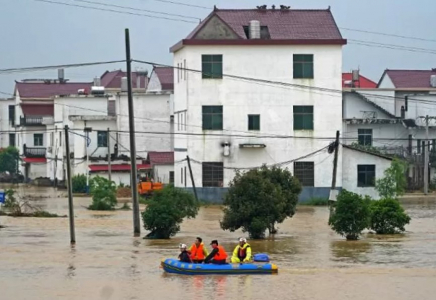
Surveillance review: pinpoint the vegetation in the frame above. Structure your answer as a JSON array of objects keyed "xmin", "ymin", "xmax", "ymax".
[
  {"xmin": 142, "ymin": 185, "xmax": 199, "ymax": 239},
  {"xmin": 220, "ymin": 166, "xmax": 302, "ymax": 239},
  {"xmin": 88, "ymin": 176, "xmax": 117, "ymax": 211},
  {"xmin": 0, "ymin": 147, "xmax": 19, "ymax": 174},
  {"xmin": 375, "ymin": 158, "xmax": 407, "ymax": 199},
  {"xmin": 350, "ymin": 142, "xmax": 382, "ymax": 155},
  {"xmin": 328, "ymin": 190, "xmax": 371, "ymax": 240},
  {"xmin": 72, "ymin": 174, "xmax": 88, "ymax": 193},
  {"xmin": 368, "ymin": 198, "xmax": 411, "ymax": 234},
  {"xmin": 300, "ymin": 197, "xmax": 329, "ymax": 206}
]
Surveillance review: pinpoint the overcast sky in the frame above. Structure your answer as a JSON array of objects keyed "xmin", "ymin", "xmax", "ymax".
[{"xmin": 1, "ymin": 0, "xmax": 435, "ymax": 94}]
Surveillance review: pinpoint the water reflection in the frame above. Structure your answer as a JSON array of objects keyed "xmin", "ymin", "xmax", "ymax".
[{"xmin": 330, "ymin": 240, "xmax": 372, "ymax": 264}]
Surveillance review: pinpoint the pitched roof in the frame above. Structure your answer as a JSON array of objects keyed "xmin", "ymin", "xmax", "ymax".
[
  {"xmin": 21, "ymin": 103, "xmax": 54, "ymax": 116},
  {"xmin": 380, "ymin": 69, "xmax": 436, "ymax": 89},
  {"xmin": 345, "ymin": 91, "xmax": 397, "ymax": 119},
  {"xmin": 100, "ymin": 70, "xmax": 149, "ymax": 89},
  {"xmin": 147, "ymin": 151, "xmax": 174, "ymax": 165},
  {"xmin": 15, "ymin": 82, "xmax": 92, "ymax": 99},
  {"xmin": 171, "ymin": 7, "xmax": 346, "ymax": 51},
  {"xmin": 342, "ymin": 73, "xmax": 377, "ymax": 88},
  {"xmin": 153, "ymin": 67, "xmax": 174, "ymax": 91},
  {"xmin": 342, "ymin": 144, "xmax": 393, "ymax": 161}
]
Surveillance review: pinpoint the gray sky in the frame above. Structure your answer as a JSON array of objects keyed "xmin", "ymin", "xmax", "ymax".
[{"xmin": 1, "ymin": 0, "xmax": 436, "ymax": 94}]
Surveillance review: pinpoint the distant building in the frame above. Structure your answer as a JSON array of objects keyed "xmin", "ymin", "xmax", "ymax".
[{"xmin": 342, "ymin": 72, "xmax": 377, "ymax": 88}]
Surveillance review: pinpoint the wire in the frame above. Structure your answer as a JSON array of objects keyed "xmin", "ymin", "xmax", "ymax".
[
  {"xmin": 340, "ymin": 27, "xmax": 436, "ymax": 43},
  {"xmin": 141, "ymin": 0, "xmax": 210, "ymax": 10}
]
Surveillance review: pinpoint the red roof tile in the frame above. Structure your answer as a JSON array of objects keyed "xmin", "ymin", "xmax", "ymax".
[
  {"xmin": 382, "ymin": 69, "xmax": 436, "ymax": 89},
  {"xmin": 21, "ymin": 103, "xmax": 54, "ymax": 116},
  {"xmin": 147, "ymin": 152, "xmax": 174, "ymax": 165},
  {"xmin": 89, "ymin": 164, "xmax": 151, "ymax": 172},
  {"xmin": 101, "ymin": 70, "xmax": 149, "ymax": 89},
  {"xmin": 15, "ymin": 82, "xmax": 92, "ymax": 99},
  {"xmin": 23, "ymin": 158, "xmax": 47, "ymax": 163},
  {"xmin": 153, "ymin": 67, "xmax": 174, "ymax": 91},
  {"xmin": 342, "ymin": 73, "xmax": 377, "ymax": 88}
]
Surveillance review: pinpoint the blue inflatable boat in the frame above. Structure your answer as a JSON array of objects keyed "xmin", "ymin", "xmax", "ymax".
[{"xmin": 161, "ymin": 258, "xmax": 278, "ymax": 275}]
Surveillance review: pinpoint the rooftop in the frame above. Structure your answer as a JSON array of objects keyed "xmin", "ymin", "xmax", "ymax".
[
  {"xmin": 342, "ymin": 73, "xmax": 377, "ymax": 89},
  {"xmin": 147, "ymin": 151, "xmax": 174, "ymax": 165},
  {"xmin": 379, "ymin": 69, "xmax": 436, "ymax": 89},
  {"xmin": 152, "ymin": 67, "xmax": 174, "ymax": 91},
  {"xmin": 100, "ymin": 70, "xmax": 149, "ymax": 89},
  {"xmin": 15, "ymin": 81, "xmax": 92, "ymax": 99}
]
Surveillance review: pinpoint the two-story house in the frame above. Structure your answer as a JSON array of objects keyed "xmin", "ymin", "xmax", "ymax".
[{"xmin": 171, "ymin": 6, "xmax": 347, "ymax": 202}]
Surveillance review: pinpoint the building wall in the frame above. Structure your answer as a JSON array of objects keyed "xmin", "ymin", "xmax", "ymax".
[
  {"xmin": 28, "ymin": 163, "xmax": 47, "ymax": 179},
  {"xmin": 342, "ymin": 147, "xmax": 392, "ymax": 199},
  {"xmin": 0, "ymin": 99, "xmax": 15, "ymax": 148},
  {"xmin": 91, "ymin": 172, "xmax": 131, "ymax": 187},
  {"xmin": 343, "ymin": 92, "xmax": 392, "ymax": 120},
  {"xmin": 146, "ymin": 72, "xmax": 162, "ymax": 92},
  {"xmin": 153, "ymin": 164, "xmax": 174, "ymax": 184},
  {"xmin": 173, "ymin": 44, "xmax": 343, "ymax": 198}
]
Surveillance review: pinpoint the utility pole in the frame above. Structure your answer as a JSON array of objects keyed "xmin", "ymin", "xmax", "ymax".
[
  {"xmin": 329, "ymin": 130, "xmax": 340, "ymax": 217},
  {"xmin": 186, "ymin": 156, "xmax": 198, "ymax": 202},
  {"xmin": 64, "ymin": 125, "xmax": 76, "ymax": 244},
  {"xmin": 107, "ymin": 128, "xmax": 112, "ymax": 183},
  {"xmin": 125, "ymin": 28, "xmax": 140, "ymax": 236}
]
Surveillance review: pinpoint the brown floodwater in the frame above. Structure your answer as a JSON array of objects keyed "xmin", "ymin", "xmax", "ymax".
[{"xmin": 1, "ymin": 185, "xmax": 436, "ymax": 300}]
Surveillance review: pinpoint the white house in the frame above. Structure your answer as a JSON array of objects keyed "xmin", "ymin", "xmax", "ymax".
[
  {"xmin": 0, "ymin": 97, "xmax": 15, "ymax": 149},
  {"xmin": 171, "ymin": 6, "xmax": 346, "ymax": 202}
]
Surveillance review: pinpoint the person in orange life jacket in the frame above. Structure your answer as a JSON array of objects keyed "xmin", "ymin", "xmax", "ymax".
[
  {"xmin": 203, "ymin": 240, "xmax": 228, "ymax": 265},
  {"xmin": 178, "ymin": 244, "xmax": 193, "ymax": 263},
  {"xmin": 188, "ymin": 237, "xmax": 209, "ymax": 263},
  {"xmin": 231, "ymin": 238, "xmax": 252, "ymax": 263}
]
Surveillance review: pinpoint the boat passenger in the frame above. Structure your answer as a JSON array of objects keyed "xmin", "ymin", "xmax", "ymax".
[
  {"xmin": 178, "ymin": 244, "xmax": 193, "ymax": 263},
  {"xmin": 231, "ymin": 238, "xmax": 252, "ymax": 263},
  {"xmin": 203, "ymin": 240, "xmax": 228, "ymax": 265},
  {"xmin": 188, "ymin": 237, "xmax": 209, "ymax": 263}
]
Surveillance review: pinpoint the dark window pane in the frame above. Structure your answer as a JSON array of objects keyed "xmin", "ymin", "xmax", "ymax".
[
  {"xmin": 294, "ymin": 161, "xmax": 314, "ymax": 186},
  {"xmin": 9, "ymin": 133, "xmax": 15, "ymax": 147},
  {"xmin": 202, "ymin": 106, "xmax": 223, "ymax": 130},
  {"xmin": 248, "ymin": 115, "xmax": 260, "ymax": 130},
  {"xmin": 358, "ymin": 129, "xmax": 373, "ymax": 146},
  {"xmin": 202, "ymin": 162, "xmax": 224, "ymax": 187},
  {"xmin": 97, "ymin": 131, "xmax": 108, "ymax": 147},
  {"xmin": 293, "ymin": 106, "xmax": 313, "ymax": 130},
  {"xmin": 293, "ymin": 63, "xmax": 303, "ymax": 78},
  {"xmin": 202, "ymin": 55, "xmax": 223, "ymax": 79},
  {"xmin": 357, "ymin": 165, "xmax": 376, "ymax": 187},
  {"xmin": 293, "ymin": 54, "xmax": 314, "ymax": 79}
]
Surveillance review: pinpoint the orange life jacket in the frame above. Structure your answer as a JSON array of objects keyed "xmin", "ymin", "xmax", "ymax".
[
  {"xmin": 190, "ymin": 243, "xmax": 206, "ymax": 260},
  {"xmin": 213, "ymin": 245, "xmax": 228, "ymax": 260}
]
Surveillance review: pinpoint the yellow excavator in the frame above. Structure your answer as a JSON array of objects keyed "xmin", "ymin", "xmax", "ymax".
[{"xmin": 137, "ymin": 171, "xmax": 163, "ymax": 197}]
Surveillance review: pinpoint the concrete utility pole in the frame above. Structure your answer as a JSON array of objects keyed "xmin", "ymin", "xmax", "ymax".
[
  {"xmin": 329, "ymin": 131, "xmax": 340, "ymax": 218},
  {"xmin": 418, "ymin": 115, "xmax": 436, "ymax": 195},
  {"xmin": 186, "ymin": 156, "xmax": 198, "ymax": 202},
  {"xmin": 64, "ymin": 125, "xmax": 76, "ymax": 244},
  {"xmin": 107, "ymin": 128, "xmax": 112, "ymax": 183},
  {"xmin": 125, "ymin": 28, "xmax": 140, "ymax": 236}
]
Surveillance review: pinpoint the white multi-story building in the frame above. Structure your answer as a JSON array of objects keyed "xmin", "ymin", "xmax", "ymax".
[
  {"xmin": 0, "ymin": 97, "xmax": 15, "ymax": 149},
  {"xmin": 171, "ymin": 6, "xmax": 346, "ymax": 201}
]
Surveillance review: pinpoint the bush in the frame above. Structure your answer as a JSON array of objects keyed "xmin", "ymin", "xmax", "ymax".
[
  {"xmin": 72, "ymin": 174, "xmax": 87, "ymax": 193},
  {"xmin": 369, "ymin": 198, "xmax": 411, "ymax": 234},
  {"xmin": 375, "ymin": 158, "xmax": 407, "ymax": 199},
  {"xmin": 142, "ymin": 185, "xmax": 199, "ymax": 239},
  {"xmin": 301, "ymin": 197, "xmax": 329, "ymax": 206},
  {"xmin": 329, "ymin": 190, "xmax": 371, "ymax": 240},
  {"xmin": 0, "ymin": 147, "xmax": 19, "ymax": 174},
  {"xmin": 220, "ymin": 166, "xmax": 302, "ymax": 239},
  {"xmin": 88, "ymin": 176, "xmax": 117, "ymax": 211}
]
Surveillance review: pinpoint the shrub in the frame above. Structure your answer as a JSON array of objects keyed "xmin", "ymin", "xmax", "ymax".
[
  {"xmin": 72, "ymin": 174, "xmax": 87, "ymax": 193},
  {"xmin": 369, "ymin": 198, "xmax": 411, "ymax": 234},
  {"xmin": 329, "ymin": 190, "xmax": 371, "ymax": 240},
  {"xmin": 302, "ymin": 197, "xmax": 329, "ymax": 206},
  {"xmin": 375, "ymin": 158, "xmax": 407, "ymax": 199},
  {"xmin": 220, "ymin": 166, "xmax": 302, "ymax": 239},
  {"xmin": 88, "ymin": 176, "xmax": 117, "ymax": 211},
  {"xmin": 142, "ymin": 185, "xmax": 199, "ymax": 239},
  {"xmin": 0, "ymin": 147, "xmax": 19, "ymax": 174}
]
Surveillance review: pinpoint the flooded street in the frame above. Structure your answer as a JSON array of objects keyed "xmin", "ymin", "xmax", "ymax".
[{"xmin": 1, "ymin": 186, "xmax": 436, "ymax": 300}]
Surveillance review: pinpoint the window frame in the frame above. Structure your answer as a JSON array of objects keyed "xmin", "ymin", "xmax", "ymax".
[
  {"xmin": 202, "ymin": 162, "xmax": 224, "ymax": 187},
  {"xmin": 97, "ymin": 131, "xmax": 108, "ymax": 147},
  {"xmin": 9, "ymin": 133, "xmax": 15, "ymax": 147},
  {"xmin": 293, "ymin": 54, "xmax": 314, "ymax": 79},
  {"xmin": 293, "ymin": 105, "xmax": 314, "ymax": 130},
  {"xmin": 169, "ymin": 171, "xmax": 174, "ymax": 184},
  {"xmin": 293, "ymin": 161, "xmax": 315, "ymax": 187},
  {"xmin": 202, "ymin": 106, "xmax": 223, "ymax": 130},
  {"xmin": 202, "ymin": 55, "xmax": 223, "ymax": 79},
  {"xmin": 358, "ymin": 129, "xmax": 373, "ymax": 146},
  {"xmin": 357, "ymin": 165, "xmax": 376, "ymax": 187},
  {"xmin": 248, "ymin": 114, "xmax": 260, "ymax": 131},
  {"xmin": 34, "ymin": 133, "xmax": 43, "ymax": 147}
]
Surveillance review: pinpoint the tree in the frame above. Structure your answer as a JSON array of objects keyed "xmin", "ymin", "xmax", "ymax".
[
  {"xmin": 142, "ymin": 185, "xmax": 199, "ymax": 239},
  {"xmin": 72, "ymin": 174, "xmax": 88, "ymax": 193},
  {"xmin": 375, "ymin": 158, "xmax": 407, "ymax": 199},
  {"xmin": 329, "ymin": 190, "xmax": 371, "ymax": 240},
  {"xmin": 369, "ymin": 198, "xmax": 411, "ymax": 234},
  {"xmin": 220, "ymin": 166, "xmax": 302, "ymax": 239},
  {"xmin": 88, "ymin": 176, "xmax": 117, "ymax": 211},
  {"xmin": 0, "ymin": 147, "xmax": 19, "ymax": 174}
]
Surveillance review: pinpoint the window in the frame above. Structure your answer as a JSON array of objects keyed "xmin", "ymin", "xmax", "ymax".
[
  {"xmin": 97, "ymin": 131, "xmax": 108, "ymax": 147},
  {"xmin": 293, "ymin": 54, "xmax": 314, "ymax": 79},
  {"xmin": 202, "ymin": 106, "xmax": 223, "ymax": 130},
  {"xmin": 9, "ymin": 133, "xmax": 15, "ymax": 147},
  {"xmin": 184, "ymin": 166, "xmax": 187, "ymax": 187},
  {"xmin": 248, "ymin": 114, "xmax": 260, "ymax": 131},
  {"xmin": 59, "ymin": 131, "xmax": 62, "ymax": 146},
  {"xmin": 50, "ymin": 132, "xmax": 54, "ymax": 147},
  {"xmin": 34, "ymin": 134, "xmax": 43, "ymax": 146},
  {"xmin": 8, "ymin": 105, "xmax": 15, "ymax": 125},
  {"xmin": 181, "ymin": 168, "xmax": 183, "ymax": 185},
  {"xmin": 358, "ymin": 129, "xmax": 373, "ymax": 146},
  {"xmin": 184, "ymin": 59, "xmax": 187, "ymax": 79},
  {"xmin": 169, "ymin": 171, "xmax": 174, "ymax": 184},
  {"xmin": 293, "ymin": 106, "xmax": 313, "ymax": 130},
  {"xmin": 202, "ymin": 55, "xmax": 223, "ymax": 79},
  {"xmin": 202, "ymin": 162, "xmax": 224, "ymax": 187},
  {"xmin": 357, "ymin": 165, "xmax": 376, "ymax": 187},
  {"xmin": 417, "ymin": 139, "xmax": 421, "ymax": 153},
  {"xmin": 293, "ymin": 162, "xmax": 314, "ymax": 187}
]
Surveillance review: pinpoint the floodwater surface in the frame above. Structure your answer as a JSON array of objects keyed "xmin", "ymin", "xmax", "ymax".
[{"xmin": 1, "ymin": 185, "xmax": 436, "ymax": 300}]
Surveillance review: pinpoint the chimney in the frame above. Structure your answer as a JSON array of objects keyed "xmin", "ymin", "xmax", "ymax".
[
  {"xmin": 121, "ymin": 77, "xmax": 128, "ymax": 92},
  {"xmin": 58, "ymin": 69, "xmax": 65, "ymax": 82},
  {"xmin": 249, "ymin": 20, "xmax": 261, "ymax": 39}
]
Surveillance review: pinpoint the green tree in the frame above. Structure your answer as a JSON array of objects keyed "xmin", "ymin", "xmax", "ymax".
[
  {"xmin": 375, "ymin": 158, "xmax": 407, "ymax": 199},
  {"xmin": 0, "ymin": 147, "xmax": 19, "ymax": 174},
  {"xmin": 220, "ymin": 166, "xmax": 302, "ymax": 239},
  {"xmin": 72, "ymin": 174, "xmax": 87, "ymax": 193},
  {"xmin": 369, "ymin": 198, "xmax": 411, "ymax": 234},
  {"xmin": 329, "ymin": 190, "xmax": 371, "ymax": 240},
  {"xmin": 88, "ymin": 176, "xmax": 117, "ymax": 211},
  {"xmin": 142, "ymin": 185, "xmax": 199, "ymax": 239}
]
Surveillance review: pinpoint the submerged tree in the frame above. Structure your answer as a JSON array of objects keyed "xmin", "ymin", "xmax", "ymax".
[
  {"xmin": 369, "ymin": 198, "xmax": 411, "ymax": 234},
  {"xmin": 88, "ymin": 176, "xmax": 117, "ymax": 211},
  {"xmin": 220, "ymin": 166, "xmax": 302, "ymax": 239}
]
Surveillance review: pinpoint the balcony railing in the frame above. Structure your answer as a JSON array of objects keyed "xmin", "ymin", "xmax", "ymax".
[
  {"xmin": 20, "ymin": 116, "xmax": 43, "ymax": 126},
  {"xmin": 23, "ymin": 144, "xmax": 46, "ymax": 158}
]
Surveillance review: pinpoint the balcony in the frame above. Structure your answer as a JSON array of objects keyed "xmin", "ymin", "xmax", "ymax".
[
  {"xmin": 20, "ymin": 116, "xmax": 43, "ymax": 126},
  {"xmin": 23, "ymin": 144, "xmax": 46, "ymax": 158}
]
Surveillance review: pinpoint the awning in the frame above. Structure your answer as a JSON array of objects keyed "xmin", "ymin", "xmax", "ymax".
[
  {"xmin": 89, "ymin": 164, "xmax": 151, "ymax": 172},
  {"xmin": 23, "ymin": 157, "xmax": 47, "ymax": 163}
]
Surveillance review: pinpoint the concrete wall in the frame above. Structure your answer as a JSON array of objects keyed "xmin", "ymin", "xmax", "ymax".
[
  {"xmin": 153, "ymin": 164, "xmax": 174, "ymax": 184},
  {"xmin": 91, "ymin": 172, "xmax": 131, "ymax": 187},
  {"xmin": 0, "ymin": 99, "xmax": 15, "ymax": 148},
  {"xmin": 173, "ymin": 44, "xmax": 343, "ymax": 191},
  {"xmin": 343, "ymin": 92, "xmax": 392, "ymax": 120},
  {"xmin": 28, "ymin": 163, "xmax": 47, "ymax": 179},
  {"xmin": 146, "ymin": 71, "xmax": 162, "ymax": 92}
]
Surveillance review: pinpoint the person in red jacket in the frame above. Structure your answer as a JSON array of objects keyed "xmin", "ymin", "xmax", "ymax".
[{"xmin": 204, "ymin": 240, "xmax": 228, "ymax": 265}]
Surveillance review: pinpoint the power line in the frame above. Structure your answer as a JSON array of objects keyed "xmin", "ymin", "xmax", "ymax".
[
  {"xmin": 141, "ymin": 0, "xmax": 210, "ymax": 10},
  {"xmin": 340, "ymin": 27, "xmax": 436, "ymax": 43}
]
